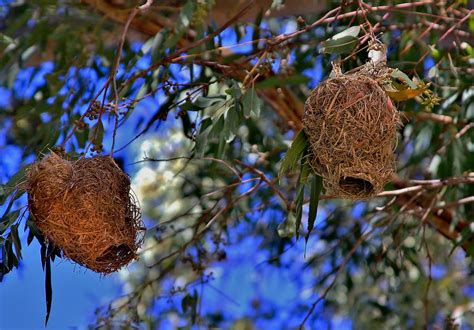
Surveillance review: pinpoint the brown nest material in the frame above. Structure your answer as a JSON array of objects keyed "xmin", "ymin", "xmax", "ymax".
[
  {"xmin": 303, "ymin": 73, "xmax": 400, "ymax": 199},
  {"xmin": 27, "ymin": 152, "xmax": 143, "ymax": 274}
]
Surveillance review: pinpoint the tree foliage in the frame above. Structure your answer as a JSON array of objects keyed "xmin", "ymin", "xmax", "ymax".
[{"xmin": 0, "ymin": 0, "xmax": 473, "ymax": 328}]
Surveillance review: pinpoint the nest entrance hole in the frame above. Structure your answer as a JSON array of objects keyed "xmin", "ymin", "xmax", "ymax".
[
  {"xmin": 338, "ymin": 176, "xmax": 374, "ymax": 196},
  {"xmin": 96, "ymin": 244, "xmax": 134, "ymax": 263}
]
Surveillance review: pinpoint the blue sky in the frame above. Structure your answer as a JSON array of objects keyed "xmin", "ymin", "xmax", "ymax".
[{"xmin": 0, "ymin": 238, "xmax": 120, "ymax": 328}]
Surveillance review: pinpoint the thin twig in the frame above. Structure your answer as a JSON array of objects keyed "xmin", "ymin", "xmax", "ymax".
[
  {"xmin": 299, "ymin": 228, "xmax": 375, "ymax": 329},
  {"xmin": 110, "ymin": 0, "xmax": 154, "ymax": 156}
]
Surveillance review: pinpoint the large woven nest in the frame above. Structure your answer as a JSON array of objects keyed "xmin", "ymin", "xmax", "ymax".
[
  {"xmin": 303, "ymin": 73, "xmax": 400, "ymax": 199},
  {"xmin": 27, "ymin": 153, "xmax": 143, "ymax": 274}
]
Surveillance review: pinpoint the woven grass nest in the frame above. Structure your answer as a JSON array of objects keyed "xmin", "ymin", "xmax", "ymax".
[
  {"xmin": 303, "ymin": 72, "xmax": 400, "ymax": 199},
  {"xmin": 27, "ymin": 152, "xmax": 143, "ymax": 274}
]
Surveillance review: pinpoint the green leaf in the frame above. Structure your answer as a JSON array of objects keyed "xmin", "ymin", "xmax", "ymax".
[
  {"xmin": 0, "ymin": 185, "xmax": 5, "ymax": 202},
  {"xmin": 163, "ymin": 1, "xmax": 195, "ymax": 49},
  {"xmin": 300, "ymin": 161, "xmax": 312, "ymax": 185},
  {"xmin": 180, "ymin": 112, "xmax": 193, "ymax": 138},
  {"xmin": 40, "ymin": 243, "xmax": 47, "ymax": 270},
  {"xmin": 0, "ymin": 209, "xmax": 20, "ymax": 235},
  {"xmin": 279, "ymin": 130, "xmax": 308, "ymax": 178},
  {"xmin": 181, "ymin": 293, "xmax": 193, "ymax": 313},
  {"xmin": 256, "ymin": 75, "xmax": 309, "ymax": 88},
  {"xmin": 225, "ymin": 83, "xmax": 242, "ymax": 98},
  {"xmin": 208, "ymin": 115, "xmax": 225, "ymax": 140},
  {"xmin": 277, "ymin": 212, "xmax": 296, "ymax": 238},
  {"xmin": 390, "ymin": 69, "xmax": 418, "ymax": 89},
  {"xmin": 2, "ymin": 164, "xmax": 29, "ymax": 199},
  {"xmin": 0, "ymin": 33, "xmax": 15, "ymax": 45},
  {"xmin": 179, "ymin": 0, "xmax": 195, "ymax": 27},
  {"xmin": 467, "ymin": 240, "xmax": 474, "ymax": 258},
  {"xmin": 195, "ymin": 125, "xmax": 211, "ymax": 157},
  {"xmin": 10, "ymin": 224, "xmax": 22, "ymax": 260},
  {"xmin": 141, "ymin": 30, "xmax": 164, "ymax": 54},
  {"xmin": 242, "ymin": 87, "xmax": 261, "ymax": 119},
  {"xmin": 89, "ymin": 120, "xmax": 104, "ymax": 146},
  {"xmin": 181, "ymin": 290, "xmax": 198, "ymax": 324},
  {"xmin": 44, "ymin": 255, "xmax": 53, "ymax": 326},
  {"xmin": 331, "ymin": 26, "xmax": 361, "ymax": 40},
  {"xmin": 5, "ymin": 240, "xmax": 18, "ymax": 270},
  {"xmin": 305, "ymin": 174, "xmax": 323, "ymax": 243},
  {"xmin": 224, "ymin": 106, "xmax": 240, "ymax": 137},
  {"xmin": 75, "ymin": 125, "xmax": 89, "ymax": 149},
  {"xmin": 450, "ymin": 226, "xmax": 474, "ymax": 256},
  {"xmin": 294, "ymin": 173, "xmax": 305, "ymax": 239},
  {"xmin": 321, "ymin": 35, "xmax": 359, "ymax": 55},
  {"xmin": 194, "ymin": 96, "xmax": 226, "ymax": 109},
  {"xmin": 0, "ymin": 241, "xmax": 5, "ymax": 281}
]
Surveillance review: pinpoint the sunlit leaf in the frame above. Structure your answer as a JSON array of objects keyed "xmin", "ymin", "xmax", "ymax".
[
  {"xmin": 390, "ymin": 69, "xmax": 418, "ymax": 89},
  {"xmin": 0, "ymin": 33, "xmax": 15, "ymax": 45},
  {"xmin": 321, "ymin": 36, "xmax": 359, "ymax": 54},
  {"xmin": 277, "ymin": 212, "xmax": 296, "ymax": 238},
  {"xmin": 331, "ymin": 26, "xmax": 361, "ymax": 40}
]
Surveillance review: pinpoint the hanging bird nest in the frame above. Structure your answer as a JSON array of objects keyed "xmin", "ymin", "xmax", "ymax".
[
  {"xmin": 303, "ymin": 72, "xmax": 400, "ymax": 199},
  {"xmin": 27, "ymin": 152, "xmax": 143, "ymax": 274}
]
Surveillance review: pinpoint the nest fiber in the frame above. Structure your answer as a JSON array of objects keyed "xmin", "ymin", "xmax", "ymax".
[
  {"xmin": 303, "ymin": 73, "xmax": 400, "ymax": 199},
  {"xmin": 27, "ymin": 153, "xmax": 142, "ymax": 273}
]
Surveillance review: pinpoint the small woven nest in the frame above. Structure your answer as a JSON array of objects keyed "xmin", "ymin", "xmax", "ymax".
[
  {"xmin": 27, "ymin": 153, "xmax": 143, "ymax": 274},
  {"xmin": 303, "ymin": 73, "xmax": 400, "ymax": 199}
]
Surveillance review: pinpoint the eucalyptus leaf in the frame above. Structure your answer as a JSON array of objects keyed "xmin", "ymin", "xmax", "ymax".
[
  {"xmin": 225, "ymin": 83, "xmax": 242, "ymax": 98},
  {"xmin": 44, "ymin": 255, "xmax": 52, "ymax": 326},
  {"xmin": 305, "ymin": 174, "xmax": 323, "ymax": 243},
  {"xmin": 294, "ymin": 174, "xmax": 305, "ymax": 239},
  {"xmin": 277, "ymin": 212, "xmax": 296, "ymax": 238},
  {"xmin": 208, "ymin": 115, "xmax": 225, "ymax": 140},
  {"xmin": 224, "ymin": 107, "xmax": 240, "ymax": 136},
  {"xmin": 390, "ymin": 69, "xmax": 418, "ymax": 89},
  {"xmin": 194, "ymin": 96, "xmax": 226, "ymax": 109},
  {"xmin": 256, "ymin": 75, "xmax": 309, "ymax": 88},
  {"xmin": 195, "ymin": 125, "xmax": 212, "ymax": 157},
  {"xmin": 89, "ymin": 120, "xmax": 104, "ymax": 146},
  {"xmin": 321, "ymin": 36, "xmax": 359, "ymax": 55},
  {"xmin": 0, "ymin": 208, "xmax": 21, "ymax": 235},
  {"xmin": 331, "ymin": 26, "xmax": 361, "ymax": 40},
  {"xmin": 279, "ymin": 130, "xmax": 308, "ymax": 178},
  {"xmin": 242, "ymin": 87, "xmax": 261, "ymax": 119},
  {"xmin": 10, "ymin": 224, "xmax": 22, "ymax": 260}
]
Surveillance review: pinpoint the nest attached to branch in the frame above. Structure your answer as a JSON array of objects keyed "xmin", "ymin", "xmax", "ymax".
[
  {"xmin": 27, "ymin": 153, "xmax": 143, "ymax": 274},
  {"xmin": 303, "ymin": 72, "xmax": 400, "ymax": 199}
]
